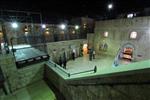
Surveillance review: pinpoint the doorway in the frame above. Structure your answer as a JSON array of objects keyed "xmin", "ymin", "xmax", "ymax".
[{"xmin": 83, "ymin": 44, "xmax": 88, "ymax": 55}]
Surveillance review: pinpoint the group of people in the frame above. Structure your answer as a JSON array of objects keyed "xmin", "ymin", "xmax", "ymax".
[
  {"xmin": 58, "ymin": 50, "xmax": 76, "ymax": 69},
  {"xmin": 58, "ymin": 52, "xmax": 67, "ymax": 69},
  {"xmin": 89, "ymin": 48, "xmax": 96, "ymax": 61}
]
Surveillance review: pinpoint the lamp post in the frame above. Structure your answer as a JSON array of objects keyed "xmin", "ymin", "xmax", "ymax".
[{"xmin": 108, "ymin": 3, "xmax": 113, "ymax": 10}]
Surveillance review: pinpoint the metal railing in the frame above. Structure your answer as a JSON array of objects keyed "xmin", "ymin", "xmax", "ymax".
[
  {"xmin": 48, "ymin": 60, "xmax": 97, "ymax": 77},
  {"xmin": 48, "ymin": 61, "xmax": 70, "ymax": 77},
  {"xmin": 69, "ymin": 66, "xmax": 97, "ymax": 76}
]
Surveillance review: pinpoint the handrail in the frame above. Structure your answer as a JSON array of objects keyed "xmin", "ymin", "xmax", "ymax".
[
  {"xmin": 48, "ymin": 61, "xmax": 70, "ymax": 77},
  {"xmin": 70, "ymin": 66, "xmax": 97, "ymax": 76},
  {"xmin": 48, "ymin": 60, "xmax": 97, "ymax": 77}
]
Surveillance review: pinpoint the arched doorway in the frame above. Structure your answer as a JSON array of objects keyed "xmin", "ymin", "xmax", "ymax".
[
  {"xmin": 114, "ymin": 43, "xmax": 135, "ymax": 66},
  {"xmin": 83, "ymin": 43, "xmax": 88, "ymax": 55}
]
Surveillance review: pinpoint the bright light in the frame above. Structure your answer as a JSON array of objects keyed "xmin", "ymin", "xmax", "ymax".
[
  {"xmin": 108, "ymin": 4, "xmax": 113, "ymax": 9},
  {"xmin": 45, "ymin": 31, "xmax": 50, "ymax": 35},
  {"xmin": 25, "ymin": 32, "xmax": 28, "ymax": 35},
  {"xmin": 0, "ymin": 31, "xmax": 3, "ymax": 37},
  {"xmin": 72, "ymin": 30, "xmax": 75, "ymax": 34},
  {"xmin": 130, "ymin": 31, "xmax": 137, "ymax": 39},
  {"xmin": 46, "ymin": 28, "xmax": 49, "ymax": 31},
  {"xmin": 83, "ymin": 44, "xmax": 88, "ymax": 48},
  {"xmin": 10, "ymin": 44, "xmax": 31, "ymax": 49},
  {"xmin": 60, "ymin": 24, "xmax": 66, "ymax": 30},
  {"xmin": 11, "ymin": 22, "xmax": 18, "ymax": 28},
  {"xmin": 25, "ymin": 28, "xmax": 28, "ymax": 31},
  {"xmin": 127, "ymin": 14, "xmax": 134, "ymax": 18},
  {"xmin": 83, "ymin": 24, "xmax": 87, "ymax": 28},
  {"xmin": 104, "ymin": 32, "xmax": 109, "ymax": 37},
  {"xmin": 42, "ymin": 24, "xmax": 46, "ymax": 28},
  {"xmin": 75, "ymin": 25, "xmax": 79, "ymax": 30}
]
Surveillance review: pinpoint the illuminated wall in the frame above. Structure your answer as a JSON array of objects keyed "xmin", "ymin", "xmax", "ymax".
[
  {"xmin": 94, "ymin": 17, "xmax": 150, "ymax": 61},
  {"xmin": 2, "ymin": 22, "xmax": 81, "ymax": 45}
]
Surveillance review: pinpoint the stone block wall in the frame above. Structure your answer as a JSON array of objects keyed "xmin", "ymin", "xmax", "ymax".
[
  {"xmin": 94, "ymin": 16, "xmax": 150, "ymax": 61},
  {"xmin": 2, "ymin": 22, "xmax": 81, "ymax": 45},
  {"xmin": 46, "ymin": 39, "xmax": 87, "ymax": 63},
  {"xmin": 87, "ymin": 34, "xmax": 94, "ymax": 49},
  {"xmin": 45, "ymin": 65, "xmax": 150, "ymax": 100},
  {"xmin": 0, "ymin": 54, "xmax": 45, "ymax": 93}
]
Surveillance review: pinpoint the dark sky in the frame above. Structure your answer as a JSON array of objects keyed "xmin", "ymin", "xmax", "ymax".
[{"xmin": 0, "ymin": 0, "xmax": 150, "ymax": 23}]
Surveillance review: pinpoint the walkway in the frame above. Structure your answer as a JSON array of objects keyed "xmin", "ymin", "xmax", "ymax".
[
  {"xmin": 46, "ymin": 54, "xmax": 150, "ymax": 80},
  {"xmin": 66, "ymin": 54, "xmax": 115, "ymax": 73}
]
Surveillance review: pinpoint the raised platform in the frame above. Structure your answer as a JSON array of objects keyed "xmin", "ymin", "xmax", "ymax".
[
  {"xmin": 46, "ymin": 54, "xmax": 150, "ymax": 80},
  {"xmin": 11, "ymin": 45, "xmax": 49, "ymax": 68}
]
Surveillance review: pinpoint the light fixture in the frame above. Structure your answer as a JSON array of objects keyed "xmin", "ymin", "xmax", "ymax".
[
  {"xmin": 127, "ymin": 13, "xmax": 134, "ymax": 18},
  {"xmin": 0, "ymin": 31, "xmax": 3, "ymax": 37},
  {"xmin": 25, "ymin": 28, "xmax": 28, "ymax": 31},
  {"xmin": 83, "ymin": 44, "xmax": 88, "ymax": 48},
  {"xmin": 11, "ymin": 22, "xmax": 18, "ymax": 29},
  {"xmin": 24, "ymin": 25, "xmax": 29, "ymax": 35},
  {"xmin": 60, "ymin": 24, "xmax": 66, "ymax": 30},
  {"xmin": 25, "ymin": 32, "xmax": 28, "ymax": 35},
  {"xmin": 46, "ymin": 28, "xmax": 49, "ymax": 31},
  {"xmin": 104, "ymin": 32, "xmax": 109, "ymax": 37},
  {"xmin": 72, "ymin": 30, "xmax": 75, "ymax": 34},
  {"xmin": 42, "ymin": 24, "xmax": 46, "ymax": 29},
  {"xmin": 83, "ymin": 24, "xmax": 87, "ymax": 29},
  {"xmin": 75, "ymin": 25, "xmax": 79, "ymax": 30},
  {"xmin": 108, "ymin": 3, "xmax": 113, "ymax": 10},
  {"xmin": 130, "ymin": 31, "xmax": 137, "ymax": 39},
  {"xmin": 45, "ymin": 31, "xmax": 50, "ymax": 35}
]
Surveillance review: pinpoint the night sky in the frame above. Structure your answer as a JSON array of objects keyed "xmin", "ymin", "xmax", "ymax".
[{"xmin": 0, "ymin": 0, "xmax": 150, "ymax": 23}]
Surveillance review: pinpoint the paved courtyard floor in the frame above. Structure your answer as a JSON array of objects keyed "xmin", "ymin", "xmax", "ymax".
[
  {"xmin": 66, "ymin": 54, "xmax": 115, "ymax": 74},
  {"xmin": 47, "ymin": 53, "xmax": 150, "ymax": 80}
]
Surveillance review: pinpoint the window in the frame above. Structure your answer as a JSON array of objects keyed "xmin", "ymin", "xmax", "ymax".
[{"xmin": 130, "ymin": 31, "xmax": 137, "ymax": 39}]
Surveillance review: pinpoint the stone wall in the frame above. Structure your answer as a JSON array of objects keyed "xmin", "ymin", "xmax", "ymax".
[
  {"xmin": 87, "ymin": 34, "xmax": 94, "ymax": 49},
  {"xmin": 2, "ymin": 22, "xmax": 81, "ymax": 45},
  {"xmin": 0, "ymin": 54, "xmax": 45, "ymax": 93},
  {"xmin": 45, "ymin": 65, "xmax": 150, "ymax": 100},
  {"xmin": 46, "ymin": 39, "xmax": 87, "ymax": 63},
  {"xmin": 94, "ymin": 16, "xmax": 150, "ymax": 61}
]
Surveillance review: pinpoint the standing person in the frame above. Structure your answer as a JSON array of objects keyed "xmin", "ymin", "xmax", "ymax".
[
  {"xmin": 89, "ymin": 49, "xmax": 92, "ymax": 61},
  {"xmin": 79, "ymin": 44, "xmax": 83, "ymax": 56},
  {"xmin": 59, "ymin": 56, "xmax": 62, "ymax": 67},
  {"xmin": 93, "ymin": 50, "xmax": 96, "ymax": 59},
  {"xmin": 63, "ymin": 52, "xmax": 67, "ymax": 69},
  {"xmin": 72, "ymin": 49, "xmax": 75, "ymax": 60}
]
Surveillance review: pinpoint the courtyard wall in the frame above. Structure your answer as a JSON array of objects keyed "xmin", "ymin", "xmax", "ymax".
[{"xmin": 94, "ymin": 16, "xmax": 150, "ymax": 61}]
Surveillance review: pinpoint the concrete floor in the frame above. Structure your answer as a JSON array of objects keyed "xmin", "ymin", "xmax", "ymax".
[
  {"xmin": 47, "ymin": 53, "xmax": 150, "ymax": 80},
  {"xmin": 66, "ymin": 54, "xmax": 115, "ymax": 74},
  {"xmin": 1, "ymin": 80, "xmax": 56, "ymax": 100}
]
